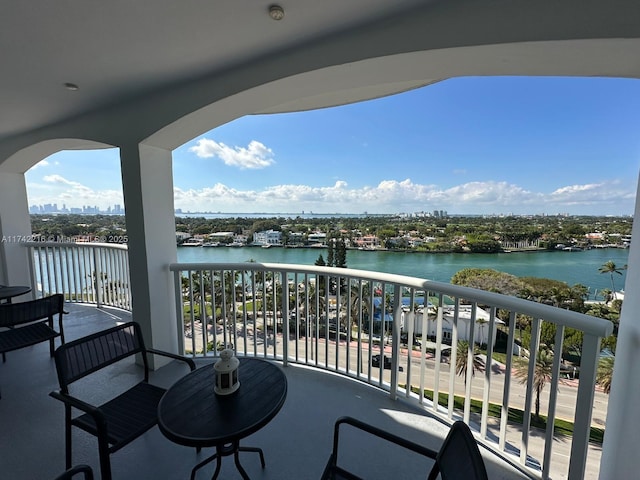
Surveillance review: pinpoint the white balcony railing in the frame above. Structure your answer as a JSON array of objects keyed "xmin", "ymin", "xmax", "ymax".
[
  {"xmin": 19, "ymin": 243, "xmax": 611, "ymax": 479},
  {"xmin": 170, "ymin": 262, "xmax": 613, "ymax": 480},
  {"xmin": 23, "ymin": 241, "xmax": 132, "ymax": 310}
]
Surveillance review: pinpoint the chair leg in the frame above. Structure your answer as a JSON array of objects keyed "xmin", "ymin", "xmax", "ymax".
[
  {"xmin": 97, "ymin": 436, "xmax": 112, "ymax": 480},
  {"xmin": 64, "ymin": 407, "xmax": 72, "ymax": 469}
]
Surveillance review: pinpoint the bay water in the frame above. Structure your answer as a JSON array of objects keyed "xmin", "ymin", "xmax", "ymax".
[{"xmin": 177, "ymin": 246, "xmax": 629, "ymax": 300}]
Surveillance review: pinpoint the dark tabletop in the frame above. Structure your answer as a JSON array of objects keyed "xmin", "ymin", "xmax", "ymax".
[
  {"xmin": 157, "ymin": 358, "xmax": 287, "ymax": 448},
  {"xmin": 0, "ymin": 286, "xmax": 31, "ymax": 302}
]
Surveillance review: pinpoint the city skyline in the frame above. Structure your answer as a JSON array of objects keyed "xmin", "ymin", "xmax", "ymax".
[{"xmin": 25, "ymin": 76, "xmax": 640, "ymax": 216}]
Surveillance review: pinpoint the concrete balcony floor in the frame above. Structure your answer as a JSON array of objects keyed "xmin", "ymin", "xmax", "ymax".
[{"xmin": 1, "ymin": 303, "xmax": 530, "ymax": 479}]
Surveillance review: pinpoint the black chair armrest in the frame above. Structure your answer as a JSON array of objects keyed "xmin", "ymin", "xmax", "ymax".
[
  {"xmin": 50, "ymin": 390, "xmax": 110, "ymax": 435},
  {"xmin": 53, "ymin": 464, "xmax": 94, "ymax": 480},
  {"xmin": 50, "ymin": 391, "xmax": 106, "ymax": 422},
  {"xmin": 146, "ymin": 348, "xmax": 196, "ymax": 371},
  {"xmin": 332, "ymin": 416, "xmax": 438, "ymax": 460}
]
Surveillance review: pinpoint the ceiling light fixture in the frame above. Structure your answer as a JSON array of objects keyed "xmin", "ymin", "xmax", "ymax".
[
  {"xmin": 64, "ymin": 83, "xmax": 79, "ymax": 91},
  {"xmin": 269, "ymin": 5, "xmax": 285, "ymax": 21}
]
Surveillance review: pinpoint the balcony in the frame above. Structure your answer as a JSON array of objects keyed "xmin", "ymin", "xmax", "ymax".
[
  {"xmin": 12, "ymin": 242, "xmax": 613, "ymax": 479},
  {"xmin": 1, "ymin": 302, "xmax": 533, "ymax": 479}
]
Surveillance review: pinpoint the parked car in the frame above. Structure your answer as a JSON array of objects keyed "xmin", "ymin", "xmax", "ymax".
[
  {"xmin": 400, "ymin": 332, "xmax": 421, "ymax": 347},
  {"xmin": 371, "ymin": 354, "xmax": 403, "ymax": 372}
]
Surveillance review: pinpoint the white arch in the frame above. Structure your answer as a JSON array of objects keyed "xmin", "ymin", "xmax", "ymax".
[
  {"xmin": 1, "ymin": 139, "xmax": 114, "ymax": 174},
  {"xmin": 146, "ymin": 38, "xmax": 640, "ymax": 150}
]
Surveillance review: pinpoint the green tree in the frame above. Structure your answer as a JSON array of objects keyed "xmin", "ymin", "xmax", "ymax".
[
  {"xmin": 599, "ymin": 261, "xmax": 625, "ymax": 299},
  {"xmin": 455, "ymin": 340, "xmax": 485, "ymax": 385},
  {"xmin": 335, "ymin": 237, "xmax": 347, "ymax": 268},
  {"xmin": 514, "ymin": 348, "xmax": 554, "ymax": 420},
  {"xmin": 596, "ymin": 356, "xmax": 615, "ymax": 394},
  {"xmin": 251, "ymin": 219, "xmax": 281, "ymax": 233},
  {"xmin": 314, "ymin": 254, "xmax": 326, "ymax": 266},
  {"xmin": 327, "ymin": 235, "xmax": 335, "ymax": 267},
  {"xmin": 599, "ymin": 288, "xmax": 613, "ymax": 304},
  {"xmin": 451, "ymin": 268, "xmax": 525, "ymax": 297},
  {"xmin": 466, "ymin": 236, "xmax": 502, "ymax": 253}
]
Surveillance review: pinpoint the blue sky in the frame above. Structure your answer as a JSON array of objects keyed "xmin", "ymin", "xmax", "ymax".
[{"xmin": 26, "ymin": 76, "xmax": 640, "ymax": 215}]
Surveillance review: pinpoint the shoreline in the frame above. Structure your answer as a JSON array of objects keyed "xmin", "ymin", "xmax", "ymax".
[{"xmin": 179, "ymin": 244, "xmax": 627, "ymax": 255}]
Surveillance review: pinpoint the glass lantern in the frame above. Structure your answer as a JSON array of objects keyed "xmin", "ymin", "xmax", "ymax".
[{"xmin": 213, "ymin": 348, "xmax": 240, "ymax": 395}]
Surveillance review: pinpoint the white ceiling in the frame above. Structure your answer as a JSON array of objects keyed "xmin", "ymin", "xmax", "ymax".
[
  {"xmin": 0, "ymin": 0, "xmax": 425, "ymax": 140},
  {"xmin": 3, "ymin": 0, "xmax": 640, "ymax": 165}
]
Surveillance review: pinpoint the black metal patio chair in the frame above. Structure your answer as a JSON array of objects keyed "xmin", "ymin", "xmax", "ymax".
[
  {"xmin": 50, "ymin": 321, "xmax": 196, "ymax": 480},
  {"xmin": 321, "ymin": 416, "xmax": 488, "ymax": 480},
  {"xmin": 0, "ymin": 293, "xmax": 66, "ymax": 397}
]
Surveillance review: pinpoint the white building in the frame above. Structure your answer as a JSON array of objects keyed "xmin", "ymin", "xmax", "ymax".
[
  {"xmin": 307, "ymin": 232, "xmax": 327, "ymax": 245},
  {"xmin": 408, "ymin": 305, "xmax": 503, "ymax": 348},
  {"xmin": 253, "ymin": 229, "xmax": 282, "ymax": 246}
]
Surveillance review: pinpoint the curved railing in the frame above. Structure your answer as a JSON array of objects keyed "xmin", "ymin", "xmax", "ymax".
[
  {"xmin": 22, "ymin": 241, "xmax": 132, "ymax": 311},
  {"xmin": 170, "ymin": 262, "xmax": 612, "ymax": 480}
]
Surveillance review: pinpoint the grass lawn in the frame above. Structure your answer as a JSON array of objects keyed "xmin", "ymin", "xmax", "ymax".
[{"xmin": 408, "ymin": 386, "xmax": 604, "ymax": 444}]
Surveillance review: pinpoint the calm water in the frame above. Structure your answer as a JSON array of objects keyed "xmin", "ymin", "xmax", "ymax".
[{"xmin": 177, "ymin": 246, "xmax": 629, "ymax": 299}]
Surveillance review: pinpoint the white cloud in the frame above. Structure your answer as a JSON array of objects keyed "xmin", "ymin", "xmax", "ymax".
[
  {"xmin": 29, "ymin": 175, "xmax": 123, "ymax": 209},
  {"xmin": 43, "ymin": 174, "xmax": 82, "ymax": 187},
  {"xmin": 173, "ymin": 178, "xmax": 636, "ymax": 215},
  {"xmin": 28, "ymin": 174, "xmax": 635, "ymax": 215},
  {"xmin": 188, "ymin": 139, "xmax": 275, "ymax": 169},
  {"xmin": 546, "ymin": 181, "xmax": 634, "ymax": 207},
  {"xmin": 30, "ymin": 160, "xmax": 49, "ymax": 170}
]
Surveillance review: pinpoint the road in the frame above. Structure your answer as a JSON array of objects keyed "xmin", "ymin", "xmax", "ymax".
[{"xmin": 186, "ymin": 323, "xmax": 606, "ymax": 478}]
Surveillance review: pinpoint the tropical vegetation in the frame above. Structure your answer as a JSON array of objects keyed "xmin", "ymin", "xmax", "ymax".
[
  {"xmin": 596, "ymin": 356, "xmax": 615, "ymax": 394},
  {"xmin": 514, "ymin": 348, "xmax": 555, "ymax": 420},
  {"xmin": 28, "ymin": 213, "xmax": 633, "ymax": 253},
  {"xmin": 455, "ymin": 340, "xmax": 486, "ymax": 385}
]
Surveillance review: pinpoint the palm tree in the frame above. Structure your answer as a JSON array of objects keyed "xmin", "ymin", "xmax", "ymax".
[
  {"xmin": 599, "ymin": 261, "xmax": 625, "ymax": 299},
  {"xmin": 339, "ymin": 280, "xmax": 371, "ymax": 341},
  {"xmin": 514, "ymin": 348, "xmax": 554, "ymax": 420},
  {"xmin": 455, "ymin": 340, "xmax": 485, "ymax": 385},
  {"xmin": 596, "ymin": 356, "xmax": 615, "ymax": 394},
  {"xmin": 599, "ymin": 288, "xmax": 613, "ymax": 304}
]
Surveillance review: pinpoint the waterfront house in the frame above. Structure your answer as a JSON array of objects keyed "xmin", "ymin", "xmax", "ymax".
[
  {"xmin": 253, "ymin": 229, "xmax": 283, "ymax": 246},
  {"xmin": 307, "ymin": 232, "xmax": 327, "ymax": 245},
  {"xmin": 175, "ymin": 231, "xmax": 192, "ymax": 244},
  {"xmin": 1, "ymin": 2, "xmax": 640, "ymax": 479},
  {"xmin": 354, "ymin": 235, "xmax": 381, "ymax": 249}
]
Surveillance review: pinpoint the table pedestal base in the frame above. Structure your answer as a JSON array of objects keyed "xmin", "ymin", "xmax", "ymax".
[{"xmin": 191, "ymin": 441, "xmax": 265, "ymax": 480}]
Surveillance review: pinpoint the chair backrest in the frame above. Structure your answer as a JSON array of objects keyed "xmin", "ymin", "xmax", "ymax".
[
  {"xmin": 54, "ymin": 322, "xmax": 148, "ymax": 393},
  {"xmin": 428, "ymin": 421, "xmax": 489, "ymax": 480},
  {"xmin": 0, "ymin": 293, "xmax": 64, "ymax": 328}
]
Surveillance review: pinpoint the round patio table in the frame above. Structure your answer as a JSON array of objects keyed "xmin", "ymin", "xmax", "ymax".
[
  {"xmin": 157, "ymin": 357, "xmax": 287, "ymax": 480},
  {"xmin": 0, "ymin": 285, "xmax": 31, "ymax": 303}
]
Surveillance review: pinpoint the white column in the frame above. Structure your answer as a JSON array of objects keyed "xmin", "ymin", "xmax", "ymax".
[
  {"xmin": 120, "ymin": 143, "xmax": 178, "ymax": 360},
  {"xmin": 0, "ymin": 172, "xmax": 33, "ymax": 294},
  {"xmin": 599, "ymin": 173, "xmax": 640, "ymax": 478}
]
